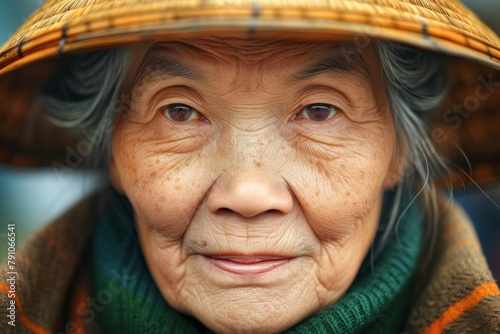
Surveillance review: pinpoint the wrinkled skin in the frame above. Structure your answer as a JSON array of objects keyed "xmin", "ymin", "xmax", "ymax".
[{"xmin": 110, "ymin": 38, "xmax": 403, "ymax": 333}]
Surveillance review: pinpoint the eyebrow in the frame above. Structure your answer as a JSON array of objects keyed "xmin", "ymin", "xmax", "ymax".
[
  {"xmin": 291, "ymin": 44, "xmax": 370, "ymax": 82},
  {"xmin": 132, "ymin": 49, "xmax": 204, "ymax": 93}
]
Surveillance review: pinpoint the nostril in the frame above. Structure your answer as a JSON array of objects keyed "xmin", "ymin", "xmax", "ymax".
[{"xmin": 266, "ymin": 209, "xmax": 283, "ymax": 216}]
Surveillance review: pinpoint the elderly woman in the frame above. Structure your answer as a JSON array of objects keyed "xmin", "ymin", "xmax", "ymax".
[{"xmin": 1, "ymin": 0, "xmax": 499, "ymax": 333}]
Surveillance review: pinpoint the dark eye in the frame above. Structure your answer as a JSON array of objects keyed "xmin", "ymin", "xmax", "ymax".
[
  {"xmin": 297, "ymin": 104, "xmax": 339, "ymax": 122},
  {"xmin": 162, "ymin": 104, "xmax": 200, "ymax": 122}
]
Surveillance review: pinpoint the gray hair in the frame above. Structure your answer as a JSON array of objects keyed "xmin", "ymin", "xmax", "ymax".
[
  {"xmin": 373, "ymin": 41, "xmax": 449, "ymax": 263},
  {"xmin": 42, "ymin": 48, "xmax": 131, "ymax": 170},
  {"xmin": 42, "ymin": 40, "xmax": 450, "ymax": 261}
]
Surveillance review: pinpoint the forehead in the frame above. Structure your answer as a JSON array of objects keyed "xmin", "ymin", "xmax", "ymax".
[
  {"xmin": 130, "ymin": 38, "xmax": 374, "ymax": 93},
  {"xmin": 142, "ymin": 38, "xmax": 357, "ymax": 63}
]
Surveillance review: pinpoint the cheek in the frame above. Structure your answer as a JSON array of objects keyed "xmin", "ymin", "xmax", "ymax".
[
  {"xmin": 111, "ymin": 124, "xmax": 213, "ymax": 240},
  {"xmin": 287, "ymin": 122, "xmax": 394, "ymax": 242},
  {"xmin": 286, "ymin": 127, "xmax": 392, "ymax": 299}
]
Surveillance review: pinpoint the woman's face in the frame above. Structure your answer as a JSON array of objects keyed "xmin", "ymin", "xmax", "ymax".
[{"xmin": 110, "ymin": 38, "xmax": 401, "ymax": 333}]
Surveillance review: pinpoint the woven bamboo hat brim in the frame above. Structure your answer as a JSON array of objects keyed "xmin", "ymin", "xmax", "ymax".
[{"xmin": 0, "ymin": 0, "xmax": 500, "ymax": 185}]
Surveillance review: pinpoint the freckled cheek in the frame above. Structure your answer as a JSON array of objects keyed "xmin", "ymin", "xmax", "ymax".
[
  {"xmin": 292, "ymin": 154, "xmax": 388, "ymax": 240},
  {"xmin": 114, "ymin": 142, "xmax": 207, "ymax": 226}
]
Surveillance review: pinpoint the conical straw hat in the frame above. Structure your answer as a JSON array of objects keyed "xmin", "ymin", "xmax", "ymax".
[{"xmin": 0, "ymin": 0, "xmax": 499, "ymax": 185}]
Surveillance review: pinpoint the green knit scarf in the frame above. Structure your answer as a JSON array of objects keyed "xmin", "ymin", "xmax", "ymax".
[{"xmin": 91, "ymin": 195, "xmax": 423, "ymax": 333}]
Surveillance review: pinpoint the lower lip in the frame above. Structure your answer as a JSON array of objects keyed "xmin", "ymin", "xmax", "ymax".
[{"xmin": 207, "ymin": 257, "xmax": 290, "ymax": 275}]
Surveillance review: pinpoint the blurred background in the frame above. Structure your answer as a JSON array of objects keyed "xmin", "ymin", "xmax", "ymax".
[{"xmin": 0, "ymin": 1, "xmax": 499, "ymax": 279}]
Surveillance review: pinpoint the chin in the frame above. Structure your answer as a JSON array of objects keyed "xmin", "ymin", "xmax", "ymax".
[
  {"xmin": 193, "ymin": 303, "xmax": 310, "ymax": 334},
  {"xmin": 170, "ymin": 279, "xmax": 331, "ymax": 334}
]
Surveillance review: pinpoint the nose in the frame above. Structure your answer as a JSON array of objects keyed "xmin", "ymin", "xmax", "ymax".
[{"xmin": 207, "ymin": 169, "xmax": 294, "ymax": 218}]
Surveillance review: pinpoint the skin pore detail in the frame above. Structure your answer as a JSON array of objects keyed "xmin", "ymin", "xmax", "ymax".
[{"xmin": 109, "ymin": 38, "xmax": 402, "ymax": 333}]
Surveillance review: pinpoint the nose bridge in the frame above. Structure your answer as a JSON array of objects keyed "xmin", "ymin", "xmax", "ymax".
[
  {"xmin": 234, "ymin": 130, "xmax": 272, "ymax": 167},
  {"xmin": 225, "ymin": 117, "xmax": 286, "ymax": 167},
  {"xmin": 207, "ymin": 127, "xmax": 293, "ymax": 218}
]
